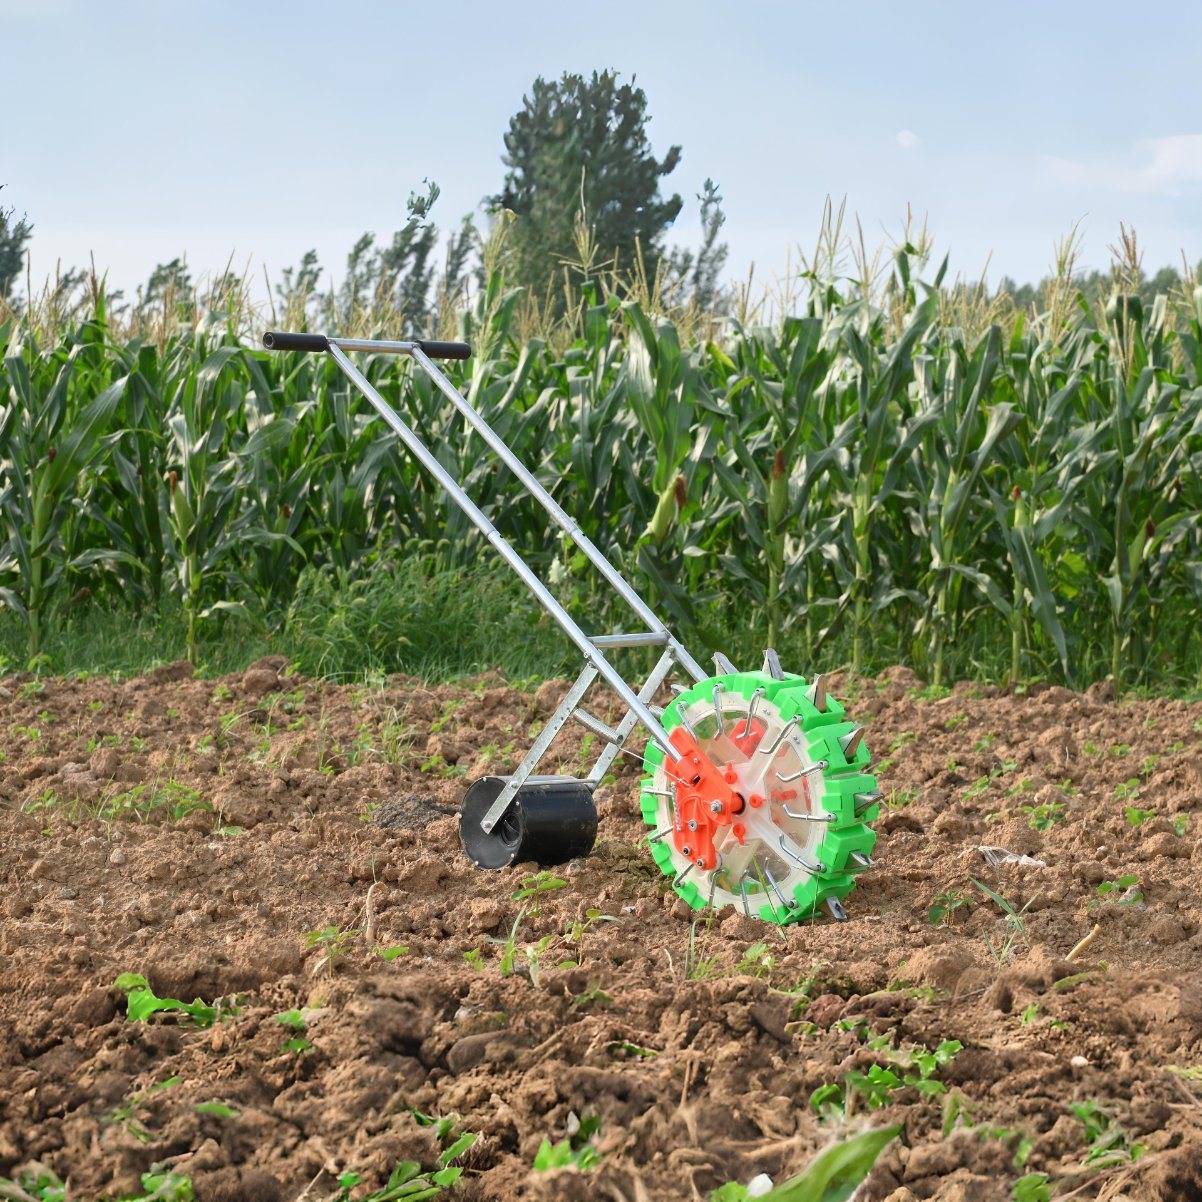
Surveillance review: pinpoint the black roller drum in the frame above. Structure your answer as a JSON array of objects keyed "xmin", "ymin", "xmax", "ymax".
[{"xmin": 459, "ymin": 775, "xmax": 597, "ymax": 869}]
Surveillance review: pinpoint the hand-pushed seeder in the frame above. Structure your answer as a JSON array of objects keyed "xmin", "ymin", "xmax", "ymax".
[{"xmin": 263, "ymin": 331, "xmax": 880, "ymax": 924}]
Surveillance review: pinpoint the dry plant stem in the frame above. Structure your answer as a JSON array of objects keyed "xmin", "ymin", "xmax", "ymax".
[
  {"xmin": 364, "ymin": 881, "xmax": 382, "ymax": 945},
  {"xmin": 1066, "ymin": 922, "xmax": 1102, "ymax": 963}
]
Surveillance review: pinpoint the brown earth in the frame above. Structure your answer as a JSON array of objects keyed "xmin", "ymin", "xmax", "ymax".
[{"xmin": 2, "ymin": 659, "xmax": 1202, "ymax": 1201}]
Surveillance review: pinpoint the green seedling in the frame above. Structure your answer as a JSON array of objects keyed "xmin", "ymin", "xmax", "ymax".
[
  {"xmin": 114, "ymin": 974, "xmax": 235, "ymax": 1027},
  {"xmin": 99, "ymin": 781, "xmax": 210, "ymax": 824},
  {"xmin": 710, "ymin": 1123, "xmax": 901, "ymax": 1201},
  {"xmin": 811, "ymin": 1037, "xmax": 962, "ymax": 1119},
  {"xmin": 571, "ymin": 983, "xmax": 613, "ymax": 1009},
  {"xmin": 1019, "ymin": 802, "xmax": 1064, "ymax": 831},
  {"xmin": 972, "ymin": 878, "xmax": 1036, "ymax": 966},
  {"xmin": 1070, "ymin": 1099, "xmax": 1146, "ymax": 1168},
  {"xmin": 330, "ymin": 1110, "xmax": 479, "ymax": 1199},
  {"xmin": 887, "ymin": 787, "xmax": 919, "ymax": 809},
  {"xmin": 523, "ymin": 933, "xmax": 572, "ymax": 987},
  {"xmin": 272, "ymin": 1009, "xmax": 313, "ymax": 1054},
  {"xmin": 684, "ymin": 919, "xmax": 723, "ymax": 980},
  {"xmin": 486, "ymin": 904, "xmax": 528, "ymax": 976},
  {"xmin": 1167, "ymin": 1065, "xmax": 1202, "ymax": 1081},
  {"xmin": 462, "ymin": 947, "xmax": 483, "ymax": 970},
  {"xmin": 943, "ymin": 1087, "xmax": 1035, "ymax": 1173},
  {"xmin": 105, "ymin": 1076, "xmax": 181, "ymax": 1143},
  {"xmin": 735, "ymin": 941, "xmax": 776, "ymax": 979},
  {"xmin": 1113, "ymin": 778, "xmax": 1140, "ymax": 801},
  {"xmin": 512, "ymin": 871, "xmax": 567, "ymax": 901},
  {"xmin": 928, "ymin": 889, "xmax": 970, "ymax": 927},
  {"xmin": 533, "ymin": 1113, "xmax": 602, "ymax": 1172},
  {"xmin": 375, "ymin": 945, "xmax": 409, "ymax": 960},
  {"xmin": 1092, "ymin": 875, "xmax": 1143, "ymax": 908},
  {"xmin": 608, "ymin": 1040, "xmax": 657, "ymax": 1059},
  {"xmin": 303, "ymin": 926, "xmax": 359, "ymax": 974},
  {"xmin": 1124, "ymin": 806, "xmax": 1155, "ymax": 826},
  {"xmin": 1012, "ymin": 1173, "xmax": 1053, "ymax": 1201},
  {"xmin": 0, "ymin": 1166, "xmax": 196, "ymax": 1201},
  {"xmin": 194, "ymin": 1102, "xmax": 238, "ymax": 1118}
]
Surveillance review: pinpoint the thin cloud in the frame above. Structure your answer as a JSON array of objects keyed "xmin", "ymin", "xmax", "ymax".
[
  {"xmin": 896, "ymin": 129, "xmax": 920, "ymax": 151},
  {"xmin": 1046, "ymin": 134, "xmax": 1202, "ymax": 196}
]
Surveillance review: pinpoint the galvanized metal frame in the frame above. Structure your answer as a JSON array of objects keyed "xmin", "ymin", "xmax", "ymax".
[{"xmin": 320, "ymin": 336, "xmax": 704, "ymax": 834}]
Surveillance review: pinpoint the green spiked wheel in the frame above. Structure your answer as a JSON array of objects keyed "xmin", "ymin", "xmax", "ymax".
[{"xmin": 640, "ymin": 661, "xmax": 880, "ymax": 924}]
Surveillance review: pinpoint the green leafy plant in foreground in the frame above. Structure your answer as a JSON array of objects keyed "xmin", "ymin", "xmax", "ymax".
[
  {"xmin": 1092, "ymin": 875, "xmax": 1143, "ymax": 908},
  {"xmin": 710, "ymin": 1124, "xmax": 902, "ymax": 1201},
  {"xmin": 114, "ymin": 973, "xmax": 237, "ymax": 1027}
]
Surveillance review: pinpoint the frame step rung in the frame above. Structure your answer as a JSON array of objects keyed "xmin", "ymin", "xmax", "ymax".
[
  {"xmin": 590, "ymin": 631, "xmax": 670, "ymax": 648},
  {"xmin": 571, "ymin": 709, "xmax": 623, "ymax": 744}
]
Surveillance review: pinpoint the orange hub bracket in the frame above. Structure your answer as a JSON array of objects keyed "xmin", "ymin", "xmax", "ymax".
[{"xmin": 667, "ymin": 726, "xmax": 743, "ymax": 871}]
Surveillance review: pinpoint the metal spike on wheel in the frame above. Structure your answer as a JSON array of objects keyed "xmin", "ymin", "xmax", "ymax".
[{"xmin": 639, "ymin": 658, "xmax": 879, "ymax": 925}]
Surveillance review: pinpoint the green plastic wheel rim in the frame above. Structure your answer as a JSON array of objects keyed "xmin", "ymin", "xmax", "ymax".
[{"xmin": 640, "ymin": 668, "xmax": 878, "ymax": 924}]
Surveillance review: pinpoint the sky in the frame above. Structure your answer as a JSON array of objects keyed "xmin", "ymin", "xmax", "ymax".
[{"xmin": 4, "ymin": 0, "xmax": 1202, "ymax": 303}]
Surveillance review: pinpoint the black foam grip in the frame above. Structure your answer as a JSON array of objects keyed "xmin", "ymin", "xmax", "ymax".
[
  {"xmin": 415, "ymin": 340, "xmax": 472, "ymax": 360},
  {"xmin": 262, "ymin": 331, "xmax": 329, "ymax": 353}
]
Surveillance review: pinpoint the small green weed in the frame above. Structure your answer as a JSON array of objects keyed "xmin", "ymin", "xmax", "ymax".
[
  {"xmin": 1012, "ymin": 1172, "xmax": 1053, "ymax": 1201},
  {"xmin": 928, "ymin": 889, "xmax": 970, "ymax": 927},
  {"xmin": 972, "ymin": 878, "xmax": 1036, "ymax": 966},
  {"xmin": 328, "ymin": 1108, "xmax": 479, "ymax": 1198},
  {"xmin": 512, "ymin": 871, "xmax": 567, "ymax": 901},
  {"xmin": 304, "ymin": 926, "xmax": 360, "ymax": 975},
  {"xmin": 1071, "ymin": 1099, "xmax": 1146, "ymax": 1168},
  {"xmin": 105, "ymin": 1076, "xmax": 180, "ymax": 1143},
  {"xmin": 1019, "ymin": 802, "xmax": 1064, "ymax": 831},
  {"xmin": 533, "ymin": 1113, "xmax": 602, "ymax": 1172},
  {"xmin": 114, "ymin": 973, "xmax": 237, "ymax": 1028},
  {"xmin": 1092, "ymin": 875, "xmax": 1142, "ymax": 908}
]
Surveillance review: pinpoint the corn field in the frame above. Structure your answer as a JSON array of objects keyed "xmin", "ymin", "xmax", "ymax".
[{"xmin": 3, "ymin": 244, "xmax": 1202, "ymax": 689}]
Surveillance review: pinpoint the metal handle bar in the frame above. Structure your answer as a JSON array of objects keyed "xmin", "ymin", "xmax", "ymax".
[{"xmin": 263, "ymin": 331, "xmax": 472, "ymax": 360}]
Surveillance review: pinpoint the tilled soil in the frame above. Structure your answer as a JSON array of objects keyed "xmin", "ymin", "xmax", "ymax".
[{"xmin": 2, "ymin": 659, "xmax": 1202, "ymax": 1201}]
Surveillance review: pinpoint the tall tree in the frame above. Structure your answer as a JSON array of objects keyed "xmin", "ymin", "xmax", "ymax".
[
  {"xmin": 492, "ymin": 71, "xmax": 683, "ymax": 291},
  {"xmin": 0, "ymin": 186, "xmax": 33, "ymax": 302}
]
